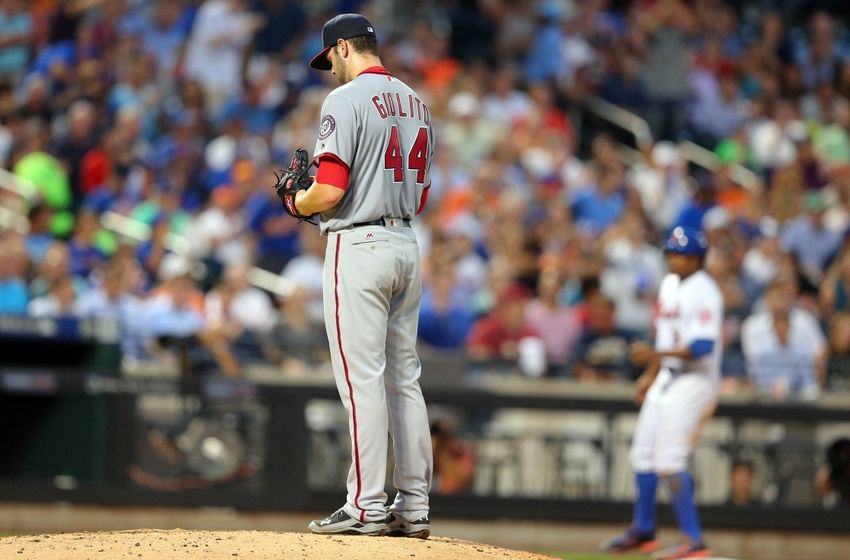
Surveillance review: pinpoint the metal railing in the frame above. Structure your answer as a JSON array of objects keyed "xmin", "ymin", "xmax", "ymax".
[
  {"xmin": 581, "ymin": 95, "xmax": 763, "ymax": 190},
  {"xmin": 678, "ymin": 140, "xmax": 762, "ymax": 190},
  {"xmin": 0, "ymin": 169, "xmax": 295, "ymax": 298},
  {"xmin": 583, "ymin": 96, "xmax": 653, "ymax": 149}
]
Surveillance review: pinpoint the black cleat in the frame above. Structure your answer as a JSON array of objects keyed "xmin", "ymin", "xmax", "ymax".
[
  {"xmin": 308, "ymin": 508, "xmax": 387, "ymax": 536},
  {"xmin": 385, "ymin": 512, "xmax": 430, "ymax": 539}
]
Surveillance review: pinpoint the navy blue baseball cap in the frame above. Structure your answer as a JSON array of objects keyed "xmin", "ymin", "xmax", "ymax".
[
  {"xmin": 310, "ymin": 13, "xmax": 377, "ymax": 71},
  {"xmin": 664, "ymin": 226, "xmax": 709, "ymax": 258}
]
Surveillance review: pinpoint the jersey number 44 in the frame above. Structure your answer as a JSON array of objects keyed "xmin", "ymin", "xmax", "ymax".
[{"xmin": 384, "ymin": 126, "xmax": 429, "ymax": 184}]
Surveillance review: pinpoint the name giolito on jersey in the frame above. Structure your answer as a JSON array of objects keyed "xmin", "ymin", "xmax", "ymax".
[{"xmin": 371, "ymin": 92, "xmax": 431, "ymax": 124}]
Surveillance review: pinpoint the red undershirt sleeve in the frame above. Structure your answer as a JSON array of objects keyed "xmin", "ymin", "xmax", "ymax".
[
  {"xmin": 417, "ymin": 184, "xmax": 430, "ymax": 215},
  {"xmin": 315, "ymin": 154, "xmax": 350, "ymax": 191}
]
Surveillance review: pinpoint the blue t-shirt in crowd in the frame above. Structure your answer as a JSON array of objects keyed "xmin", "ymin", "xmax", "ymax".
[
  {"xmin": 0, "ymin": 8, "xmax": 32, "ymax": 76},
  {"xmin": 418, "ymin": 289, "xmax": 476, "ymax": 350},
  {"xmin": 0, "ymin": 279, "xmax": 29, "ymax": 314},
  {"xmin": 572, "ymin": 188, "xmax": 626, "ymax": 235},
  {"xmin": 245, "ymin": 194, "xmax": 300, "ymax": 262}
]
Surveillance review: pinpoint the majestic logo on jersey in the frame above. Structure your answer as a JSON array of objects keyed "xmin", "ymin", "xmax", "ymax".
[{"xmin": 319, "ymin": 115, "xmax": 336, "ymax": 139}]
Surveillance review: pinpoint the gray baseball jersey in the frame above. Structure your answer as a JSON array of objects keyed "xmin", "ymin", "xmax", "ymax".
[
  {"xmin": 313, "ymin": 67, "xmax": 433, "ymax": 526},
  {"xmin": 313, "ymin": 68, "xmax": 433, "ymax": 234}
]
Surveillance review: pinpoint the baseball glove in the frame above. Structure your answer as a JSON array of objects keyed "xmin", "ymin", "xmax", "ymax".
[{"xmin": 273, "ymin": 148, "xmax": 317, "ymax": 223}]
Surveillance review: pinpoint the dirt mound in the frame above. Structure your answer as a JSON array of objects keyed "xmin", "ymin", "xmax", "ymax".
[{"xmin": 0, "ymin": 529, "xmax": 557, "ymax": 559}]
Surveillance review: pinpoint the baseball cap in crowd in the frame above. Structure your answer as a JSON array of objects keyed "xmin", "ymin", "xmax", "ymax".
[{"xmin": 310, "ymin": 13, "xmax": 377, "ymax": 71}]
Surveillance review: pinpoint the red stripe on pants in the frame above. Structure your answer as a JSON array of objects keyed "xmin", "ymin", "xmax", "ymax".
[{"xmin": 334, "ymin": 235, "xmax": 363, "ymax": 520}]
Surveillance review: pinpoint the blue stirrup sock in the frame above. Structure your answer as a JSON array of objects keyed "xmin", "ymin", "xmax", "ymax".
[
  {"xmin": 634, "ymin": 472, "xmax": 658, "ymax": 535},
  {"xmin": 666, "ymin": 471, "xmax": 703, "ymax": 543}
]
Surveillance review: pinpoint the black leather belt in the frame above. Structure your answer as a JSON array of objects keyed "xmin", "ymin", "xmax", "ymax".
[{"xmin": 353, "ymin": 217, "xmax": 411, "ymax": 228}]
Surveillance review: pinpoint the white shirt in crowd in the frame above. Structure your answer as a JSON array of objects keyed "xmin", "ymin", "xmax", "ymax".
[{"xmin": 741, "ymin": 308, "xmax": 826, "ymax": 397}]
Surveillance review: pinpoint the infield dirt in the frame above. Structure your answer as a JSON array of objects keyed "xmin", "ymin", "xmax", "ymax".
[{"xmin": 0, "ymin": 529, "xmax": 557, "ymax": 559}]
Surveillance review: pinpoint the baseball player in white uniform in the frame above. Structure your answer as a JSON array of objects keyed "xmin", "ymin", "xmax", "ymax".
[
  {"xmin": 603, "ymin": 226, "xmax": 722, "ymax": 559},
  {"xmin": 289, "ymin": 14, "xmax": 433, "ymax": 538}
]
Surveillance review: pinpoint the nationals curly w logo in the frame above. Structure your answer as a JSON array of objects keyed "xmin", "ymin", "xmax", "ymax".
[{"xmin": 319, "ymin": 114, "xmax": 336, "ymax": 139}]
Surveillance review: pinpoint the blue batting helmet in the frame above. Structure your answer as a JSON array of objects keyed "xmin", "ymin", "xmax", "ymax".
[{"xmin": 664, "ymin": 226, "xmax": 709, "ymax": 258}]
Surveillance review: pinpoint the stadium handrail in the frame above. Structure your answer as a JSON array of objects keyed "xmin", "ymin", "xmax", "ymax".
[
  {"xmin": 0, "ymin": 167, "xmax": 34, "ymax": 199},
  {"xmin": 582, "ymin": 95, "xmax": 762, "ymax": 191},
  {"xmin": 100, "ymin": 211, "xmax": 295, "ymax": 296},
  {"xmin": 0, "ymin": 169, "xmax": 295, "ymax": 298},
  {"xmin": 678, "ymin": 140, "xmax": 762, "ymax": 190},
  {"xmin": 0, "ymin": 168, "xmax": 33, "ymax": 233},
  {"xmin": 583, "ymin": 95, "xmax": 653, "ymax": 148}
]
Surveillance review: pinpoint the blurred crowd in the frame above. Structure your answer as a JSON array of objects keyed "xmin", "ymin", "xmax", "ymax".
[{"xmin": 0, "ymin": 0, "xmax": 849, "ymax": 400}]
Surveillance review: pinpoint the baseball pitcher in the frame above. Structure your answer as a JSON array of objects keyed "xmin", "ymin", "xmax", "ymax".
[
  {"xmin": 603, "ymin": 226, "xmax": 723, "ymax": 559},
  {"xmin": 275, "ymin": 13, "xmax": 433, "ymax": 538}
]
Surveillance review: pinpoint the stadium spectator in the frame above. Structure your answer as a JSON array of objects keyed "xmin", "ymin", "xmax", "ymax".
[
  {"xmin": 794, "ymin": 11, "xmax": 847, "ymax": 91},
  {"xmin": 688, "ymin": 63, "xmax": 752, "ymax": 146},
  {"xmin": 781, "ymin": 191, "xmax": 842, "ymax": 285},
  {"xmin": 636, "ymin": 0, "xmax": 695, "ymax": 141},
  {"xmin": 442, "ymin": 91, "xmax": 504, "ymax": 171},
  {"xmin": 481, "ymin": 66, "xmax": 532, "ymax": 126},
  {"xmin": 143, "ymin": 254, "xmax": 205, "ymax": 339},
  {"xmin": 205, "ymin": 263, "xmax": 275, "ymax": 362},
  {"xmin": 524, "ymin": 267, "xmax": 581, "ymax": 375},
  {"xmin": 573, "ymin": 292, "xmax": 639, "ymax": 382},
  {"xmin": 23, "ymin": 202, "xmax": 53, "ymax": 265},
  {"xmin": 136, "ymin": 0, "xmax": 190, "ymax": 79},
  {"xmin": 73, "ymin": 260, "xmax": 139, "ymax": 322},
  {"xmin": 0, "ymin": 0, "xmax": 31, "ymax": 82},
  {"xmin": 430, "ymin": 417, "xmax": 476, "ymax": 495},
  {"xmin": 67, "ymin": 208, "xmax": 111, "ymax": 277},
  {"xmin": 571, "ymin": 163, "xmax": 627, "ymax": 236},
  {"xmin": 815, "ymin": 438, "xmax": 850, "ymax": 508},
  {"xmin": 187, "ymin": 185, "xmax": 251, "ymax": 267},
  {"xmin": 741, "ymin": 279, "xmax": 826, "ymax": 400},
  {"xmin": 448, "ymin": 222, "xmax": 489, "ymax": 303},
  {"xmin": 522, "ymin": 1, "xmax": 566, "ymax": 84},
  {"xmin": 54, "ymin": 99, "xmax": 98, "ymax": 208},
  {"xmin": 598, "ymin": 212, "xmax": 664, "ymax": 334},
  {"xmin": 244, "ymin": 169, "xmax": 301, "ymax": 273},
  {"xmin": 466, "ymin": 283, "xmax": 543, "ymax": 372},
  {"xmin": 726, "ymin": 458, "xmax": 759, "ymax": 507},
  {"xmin": 252, "ymin": 0, "xmax": 306, "ymax": 57},
  {"xmin": 280, "ymin": 224, "xmax": 325, "ymax": 322},
  {"xmin": 265, "ymin": 287, "xmax": 329, "ymax": 375},
  {"xmin": 182, "ymin": 0, "xmax": 265, "ymax": 112},
  {"xmin": 136, "ymin": 214, "xmax": 172, "ymax": 286},
  {"xmin": 826, "ymin": 312, "xmax": 850, "ymax": 391},
  {"xmin": 29, "ymin": 241, "xmax": 86, "ymax": 299},
  {"xmin": 741, "ymin": 217, "xmax": 783, "ymax": 300},
  {"xmin": 28, "ymin": 275, "xmax": 77, "ymax": 318},
  {"xmin": 418, "ymin": 263, "xmax": 476, "ymax": 351},
  {"xmin": 12, "ymin": 118, "xmax": 74, "ymax": 235},
  {"xmin": 628, "ymin": 141, "xmax": 690, "ymax": 232},
  {"xmin": 0, "ymin": 231, "xmax": 29, "ymax": 314},
  {"xmin": 205, "ymin": 263, "xmax": 275, "ymax": 334},
  {"xmin": 598, "ymin": 52, "xmax": 647, "ymax": 114},
  {"xmin": 749, "ymin": 98, "xmax": 807, "ymax": 171},
  {"xmin": 820, "ymin": 249, "xmax": 850, "ymax": 317}
]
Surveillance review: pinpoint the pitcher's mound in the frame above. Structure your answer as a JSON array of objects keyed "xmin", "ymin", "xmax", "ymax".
[{"xmin": 0, "ymin": 529, "xmax": 557, "ymax": 559}]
